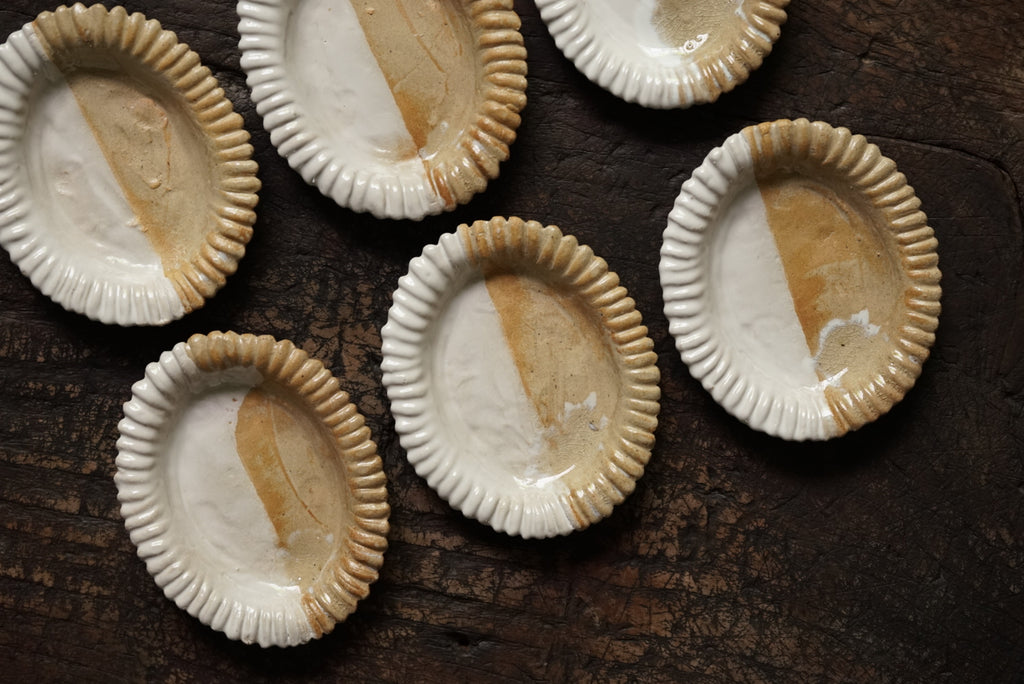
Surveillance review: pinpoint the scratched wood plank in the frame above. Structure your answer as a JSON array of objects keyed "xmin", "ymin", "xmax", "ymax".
[{"xmin": 0, "ymin": 0, "xmax": 1022, "ymax": 681}]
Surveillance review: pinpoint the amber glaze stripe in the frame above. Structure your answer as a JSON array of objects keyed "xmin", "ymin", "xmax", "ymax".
[
  {"xmin": 235, "ymin": 386, "xmax": 332, "ymax": 549},
  {"xmin": 459, "ymin": 220, "xmax": 623, "ymax": 477},
  {"xmin": 349, "ymin": 0, "xmax": 475, "ymax": 207},
  {"xmin": 743, "ymin": 119, "xmax": 937, "ymax": 435},
  {"xmin": 29, "ymin": 5, "xmax": 260, "ymax": 314},
  {"xmin": 31, "ymin": 19, "xmax": 183, "ymax": 278}
]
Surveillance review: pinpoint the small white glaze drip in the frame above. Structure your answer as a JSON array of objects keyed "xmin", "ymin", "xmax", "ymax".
[{"xmin": 813, "ymin": 309, "xmax": 881, "ymax": 387}]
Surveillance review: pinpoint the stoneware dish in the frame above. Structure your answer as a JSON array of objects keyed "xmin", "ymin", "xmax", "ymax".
[
  {"xmin": 381, "ymin": 216, "xmax": 661, "ymax": 538},
  {"xmin": 115, "ymin": 331, "xmax": 390, "ymax": 647},
  {"xmin": 535, "ymin": 0, "xmax": 789, "ymax": 109},
  {"xmin": 660, "ymin": 119, "xmax": 942, "ymax": 441},
  {"xmin": 236, "ymin": 0, "xmax": 527, "ymax": 221},
  {"xmin": 0, "ymin": 4, "xmax": 259, "ymax": 326}
]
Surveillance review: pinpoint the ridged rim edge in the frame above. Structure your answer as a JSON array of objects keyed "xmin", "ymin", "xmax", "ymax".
[
  {"xmin": 236, "ymin": 0, "xmax": 527, "ymax": 220},
  {"xmin": 659, "ymin": 118, "xmax": 942, "ymax": 440},
  {"xmin": 536, "ymin": 0, "xmax": 788, "ymax": 109},
  {"xmin": 0, "ymin": 3, "xmax": 259, "ymax": 326},
  {"xmin": 381, "ymin": 216, "xmax": 660, "ymax": 538},
  {"xmin": 114, "ymin": 331, "xmax": 389, "ymax": 647}
]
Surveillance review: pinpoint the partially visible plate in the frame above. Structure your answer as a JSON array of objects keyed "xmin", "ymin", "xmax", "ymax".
[
  {"xmin": 536, "ymin": 0, "xmax": 789, "ymax": 109},
  {"xmin": 115, "ymin": 331, "xmax": 389, "ymax": 647},
  {"xmin": 660, "ymin": 119, "xmax": 942, "ymax": 440},
  {"xmin": 0, "ymin": 4, "xmax": 259, "ymax": 325},
  {"xmin": 381, "ymin": 217, "xmax": 660, "ymax": 538},
  {"xmin": 237, "ymin": 0, "xmax": 527, "ymax": 220}
]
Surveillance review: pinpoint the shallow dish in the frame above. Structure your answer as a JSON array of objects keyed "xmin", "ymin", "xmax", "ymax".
[
  {"xmin": 0, "ymin": 4, "xmax": 259, "ymax": 325},
  {"xmin": 536, "ymin": 0, "xmax": 788, "ymax": 109},
  {"xmin": 381, "ymin": 217, "xmax": 660, "ymax": 538},
  {"xmin": 115, "ymin": 331, "xmax": 389, "ymax": 647},
  {"xmin": 660, "ymin": 119, "xmax": 942, "ymax": 440},
  {"xmin": 237, "ymin": 0, "xmax": 527, "ymax": 220}
]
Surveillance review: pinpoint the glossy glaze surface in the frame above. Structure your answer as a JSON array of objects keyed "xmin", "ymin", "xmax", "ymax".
[
  {"xmin": 239, "ymin": 0, "xmax": 526, "ymax": 219},
  {"xmin": 382, "ymin": 217, "xmax": 660, "ymax": 538},
  {"xmin": 661, "ymin": 119, "xmax": 941, "ymax": 440}
]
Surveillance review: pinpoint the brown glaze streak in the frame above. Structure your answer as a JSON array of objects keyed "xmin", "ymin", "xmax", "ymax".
[
  {"xmin": 58, "ymin": 71, "xmax": 213, "ymax": 275},
  {"xmin": 186, "ymin": 331, "xmax": 390, "ymax": 641},
  {"xmin": 454, "ymin": 218, "xmax": 660, "ymax": 529},
  {"xmin": 460, "ymin": 222, "xmax": 626, "ymax": 486},
  {"xmin": 485, "ymin": 271, "xmax": 619, "ymax": 457},
  {"xmin": 32, "ymin": 13, "xmax": 214, "ymax": 278},
  {"xmin": 29, "ymin": 5, "xmax": 260, "ymax": 314},
  {"xmin": 757, "ymin": 174, "xmax": 903, "ymax": 394},
  {"xmin": 743, "ymin": 119, "xmax": 941, "ymax": 434},
  {"xmin": 350, "ymin": 0, "xmax": 476, "ymax": 205},
  {"xmin": 234, "ymin": 385, "xmax": 347, "ymax": 592}
]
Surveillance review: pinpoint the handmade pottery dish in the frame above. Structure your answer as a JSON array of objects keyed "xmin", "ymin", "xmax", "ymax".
[
  {"xmin": 381, "ymin": 217, "xmax": 660, "ymax": 538},
  {"xmin": 536, "ymin": 0, "xmax": 789, "ymax": 109},
  {"xmin": 0, "ymin": 4, "xmax": 259, "ymax": 325},
  {"xmin": 115, "ymin": 331, "xmax": 389, "ymax": 647},
  {"xmin": 660, "ymin": 119, "xmax": 942, "ymax": 440},
  {"xmin": 237, "ymin": 0, "xmax": 527, "ymax": 220}
]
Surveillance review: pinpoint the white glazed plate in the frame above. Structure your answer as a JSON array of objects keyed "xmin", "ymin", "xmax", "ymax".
[
  {"xmin": 0, "ymin": 4, "xmax": 259, "ymax": 325},
  {"xmin": 381, "ymin": 217, "xmax": 661, "ymax": 538},
  {"xmin": 115, "ymin": 331, "xmax": 389, "ymax": 647},
  {"xmin": 536, "ymin": 0, "xmax": 789, "ymax": 109},
  {"xmin": 660, "ymin": 119, "xmax": 942, "ymax": 440},
  {"xmin": 237, "ymin": 0, "xmax": 527, "ymax": 220}
]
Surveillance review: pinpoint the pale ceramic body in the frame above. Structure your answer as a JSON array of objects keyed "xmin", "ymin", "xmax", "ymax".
[
  {"xmin": 115, "ymin": 332, "xmax": 389, "ymax": 647},
  {"xmin": 381, "ymin": 217, "xmax": 660, "ymax": 538},
  {"xmin": 0, "ymin": 4, "xmax": 258, "ymax": 325},
  {"xmin": 660, "ymin": 119, "xmax": 942, "ymax": 440},
  {"xmin": 536, "ymin": 0, "xmax": 789, "ymax": 108},
  {"xmin": 237, "ymin": 0, "xmax": 527, "ymax": 220}
]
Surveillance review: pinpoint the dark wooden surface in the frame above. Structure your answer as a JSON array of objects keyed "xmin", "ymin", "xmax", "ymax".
[{"xmin": 1, "ymin": 0, "xmax": 1022, "ymax": 681}]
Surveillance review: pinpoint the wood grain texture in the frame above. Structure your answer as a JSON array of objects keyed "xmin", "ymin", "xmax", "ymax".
[{"xmin": 1, "ymin": 0, "xmax": 1022, "ymax": 681}]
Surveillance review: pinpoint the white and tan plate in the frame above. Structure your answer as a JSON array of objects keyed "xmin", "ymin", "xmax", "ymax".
[
  {"xmin": 536, "ymin": 0, "xmax": 789, "ymax": 109},
  {"xmin": 381, "ymin": 217, "xmax": 660, "ymax": 538},
  {"xmin": 660, "ymin": 119, "xmax": 942, "ymax": 440},
  {"xmin": 237, "ymin": 0, "xmax": 527, "ymax": 220},
  {"xmin": 115, "ymin": 332, "xmax": 389, "ymax": 647},
  {"xmin": 0, "ymin": 4, "xmax": 259, "ymax": 325}
]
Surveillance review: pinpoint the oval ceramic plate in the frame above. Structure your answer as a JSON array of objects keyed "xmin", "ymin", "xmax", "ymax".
[
  {"xmin": 660, "ymin": 119, "xmax": 942, "ymax": 440},
  {"xmin": 0, "ymin": 4, "xmax": 259, "ymax": 326},
  {"xmin": 381, "ymin": 217, "xmax": 660, "ymax": 538},
  {"xmin": 115, "ymin": 332, "xmax": 389, "ymax": 647},
  {"xmin": 237, "ymin": 0, "xmax": 527, "ymax": 221},
  {"xmin": 536, "ymin": 0, "xmax": 788, "ymax": 109}
]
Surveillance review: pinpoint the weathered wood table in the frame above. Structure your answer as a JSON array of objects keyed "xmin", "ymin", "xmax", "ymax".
[{"xmin": 1, "ymin": 0, "xmax": 1021, "ymax": 681}]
